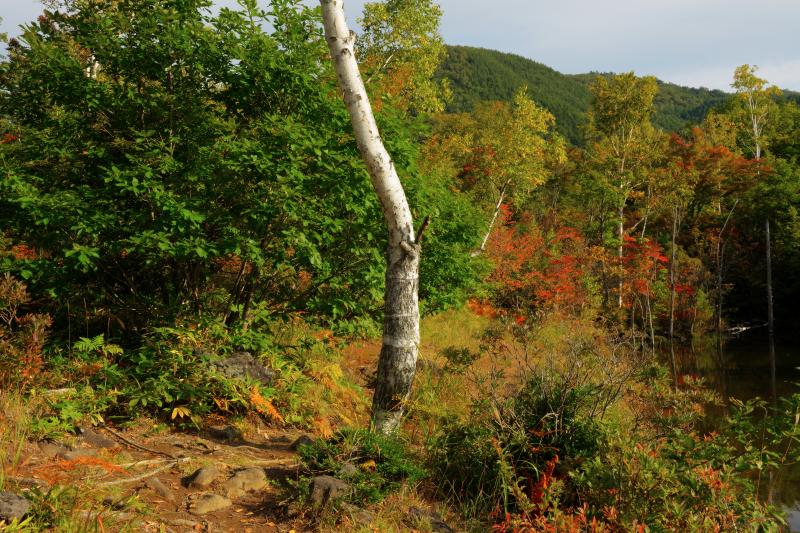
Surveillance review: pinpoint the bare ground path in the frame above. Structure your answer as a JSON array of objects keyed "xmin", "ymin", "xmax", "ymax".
[{"xmin": 7, "ymin": 423, "xmax": 312, "ymax": 532}]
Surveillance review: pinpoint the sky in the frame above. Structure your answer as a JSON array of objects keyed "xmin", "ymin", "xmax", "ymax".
[{"xmin": 2, "ymin": 0, "xmax": 799, "ymax": 91}]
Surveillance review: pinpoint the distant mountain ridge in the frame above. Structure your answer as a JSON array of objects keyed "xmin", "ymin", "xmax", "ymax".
[{"xmin": 435, "ymin": 45, "xmax": 732, "ymax": 145}]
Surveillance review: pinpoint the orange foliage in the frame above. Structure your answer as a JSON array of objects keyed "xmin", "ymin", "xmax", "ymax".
[
  {"xmin": 249, "ymin": 386, "xmax": 284, "ymax": 424},
  {"xmin": 486, "ymin": 207, "xmax": 596, "ymax": 315},
  {"xmin": 31, "ymin": 456, "xmax": 128, "ymax": 485}
]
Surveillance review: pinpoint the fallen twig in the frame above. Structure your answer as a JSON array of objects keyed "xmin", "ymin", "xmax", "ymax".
[
  {"xmin": 98, "ymin": 457, "xmax": 191, "ymax": 487},
  {"xmin": 101, "ymin": 426, "xmax": 174, "ymax": 458},
  {"xmin": 115, "ymin": 457, "xmax": 181, "ymax": 469}
]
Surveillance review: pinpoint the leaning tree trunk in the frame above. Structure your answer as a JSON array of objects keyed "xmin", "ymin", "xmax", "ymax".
[
  {"xmin": 476, "ymin": 179, "xmax": 510, "ymax": 254},
  {"xmin": 320, "ymin": 0, "xmax": 421, "ymax": 435}
]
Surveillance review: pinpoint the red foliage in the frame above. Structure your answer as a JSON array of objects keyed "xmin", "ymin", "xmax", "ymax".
[
  {"xmin": 10, "ymin": 244, "xmax": 37, "ymax": 260},
  {"xmin": 621, "ymin": 236, "xmax": 668, "ymax": 306},
  {"xmin": 531, "ymin": 455, "xmax": 559, "ymax": 506},
  {"xmin": 486, "ymin": 208, "xmax": 595, "ymax": 316}
]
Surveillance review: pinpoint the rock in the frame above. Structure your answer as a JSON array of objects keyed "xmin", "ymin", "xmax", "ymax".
[
  {"xmin": 341, "ymin": 502, "xmax": 374, "ymax": 526},
  {"xmin": 188, "ymin": 493, "xmax": 231, "ymax": 515},
  {"xmin": 207, "ymin": 425, "xmax": 243, "ymax": 441},
  {"xmin": 6, "ymin": 477, "xmax": 47, "ymax": 489},
  {"xmin": 57, "ymin": 448, "xmax": 99, "ymax": 461},
  {"xmin": 38, "ymin": 441, "xmax": 67, "ymax": 459},
  {"xmin": 214, "ymin": 351, "xmax": 274, "ymax": 387},
  {"xmin": 102, "ymin": 497, "xmax": 128, "ymax": 511},
  {"xmin": 0, "ymin": 492, "xmax": 31, "ymax": 523},
  {"xmin": 309, "ymin": 476, "xmax": 351, "ymax": 507},
  {"xmin": 167, "ymin": 518, "xmax": 202, "ymax": 529},
  {"xmin": 185, "ymin": 466, "xmax": 220, "ymax": 489},
  {"xmin": 145, "ymin": 477, "xmax": 175, "ymax": 502},
  {"xmin": 289, "ymin": 435, "xmax": 314, "ymax": 451},
  {"xmin": 338, "ymin": 462, "xmax": 358, "ymax": 478},
  {"xmin": 77, "ymin": 427, "xmax": 118, "ymax": 449},
  {"xmin": 407, "ymin": 507, "xmax": 454, "ymax": 533},
  {"xmin": 223, "ymin": 468, "xmax": 267, "ymax": 499}
]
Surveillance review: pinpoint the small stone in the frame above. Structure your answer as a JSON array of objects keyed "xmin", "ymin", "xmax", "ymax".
[
  {"xmin": 309, "ymin": 476, "xmax": 351, "ymax": 507},
  {"xmin": 0, "ymin": 492, "xmax": 31, "ymax": 523},
  {"xmin": 58, "ymin": 448, "xmax": 99, "ymax": 461},
  {"xmin": 38, "ymin": 442, "xmax": 67, "ymax": 459},
  {"xmin": 77, "ymin": 427, "xmax": 118, "ymax": 449},
  {"xmin": 338, "ymin": 462, "xmax": 358, "ymax": 478},
  {"xmin": 167, "ymin": 518, "xmax": 202, "ymax": 528},
  {"xmin": 223, "ymin": 468, "xmax": 267, "ymax": 499},
  {"xmin": 407, "ymin": 507, "xmax": 454, "ymax": 533},
  {"xmin": 101, "ymin": 497, "xmax": 128, "ymax": 510},
  {"xmin": 185, "ymin": 466, "xmax": 220, "ymax": 489},
  {"xmin": 342, "ymin": 502, "xmax": 374, "ymax": 526},
  {"xmin": 208, "ymin": 425, "xmax": 242, "ymax": 441},
  {"xmin": 145, "ymin": 477, "xmax": 175, "ymax": 502},
  {"xmin": 289, "ymin": 435, "xmax": 314, "ymax": 451},
  {"xmin": 188, "ymin": 493, "xmax": 231, "ymax": 515}
]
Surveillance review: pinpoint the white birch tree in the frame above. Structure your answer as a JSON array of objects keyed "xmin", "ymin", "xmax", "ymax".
[{"xmin": 320, "ymin": 0, "xmax": 422, "ymax": 434}]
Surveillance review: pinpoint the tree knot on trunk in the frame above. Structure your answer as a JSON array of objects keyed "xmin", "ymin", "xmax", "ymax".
[{"xmin": 399, "ymin": 241, "xmax": 419, "ymax": 257}]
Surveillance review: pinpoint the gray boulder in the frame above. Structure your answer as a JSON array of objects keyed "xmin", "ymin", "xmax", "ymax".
[
  {"xmin": 185, "ymin": 466, "xmax": 221, "ymax": 489},
  {"xmin": 0, "ymin": 492, "xmax": 31, "ymax": 523},
  {"xmin": 309, "ymin": 475, "xmax": 351, "ymax": 507},
  {"xmin": 289, "ymin": 434, "xmax": 315, "ymax": 451},
  {"xmin": 223, "ymin": 468, "xmax": 267, "ymax": 499},
  {"xmin": 188, "ymin": 493, "xmax": 231, "ymax": 515},
  {"xmin": 214, "ymin": 351, "xmax": 274, "ymax": 387}
]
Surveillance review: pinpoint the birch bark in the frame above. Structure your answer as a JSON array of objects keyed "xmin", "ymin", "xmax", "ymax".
[{"xmin": 320, "ymin": 0, "xmax": 420, "ymax": 434}]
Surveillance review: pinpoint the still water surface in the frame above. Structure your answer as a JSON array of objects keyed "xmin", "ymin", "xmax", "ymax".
[{"xmin": 684, "ymin": 329, "xmax": 800, "ymax": 530}]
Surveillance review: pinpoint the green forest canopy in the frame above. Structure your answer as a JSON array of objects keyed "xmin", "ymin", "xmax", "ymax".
[{"xmin": 437, "ymin": 45, "xmax": 799, "ymax": 145}]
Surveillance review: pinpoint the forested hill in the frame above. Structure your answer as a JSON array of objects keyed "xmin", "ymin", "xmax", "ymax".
[{"xmin": 436, "ymin": 45, "xmax": 730, "ymax": 145}]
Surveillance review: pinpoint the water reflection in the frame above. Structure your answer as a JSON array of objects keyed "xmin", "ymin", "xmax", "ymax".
[{"xmin": 677, "ymin": 329, "xmax": 800, "ymax": 528}]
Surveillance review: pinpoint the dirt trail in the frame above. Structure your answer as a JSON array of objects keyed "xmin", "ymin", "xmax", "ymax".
[{"xmin": 9, "ymin": 424, "xmax": 310, "ymax": 532}]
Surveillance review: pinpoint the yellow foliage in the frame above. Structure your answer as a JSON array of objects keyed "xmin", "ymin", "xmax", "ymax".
[
  {"xmin": 171, "ymin": 406, "xmax": 192, "ymax": 420},
  {"xmin": 359, "ymin": 459, "xmax": 377, "ymax": 471}
]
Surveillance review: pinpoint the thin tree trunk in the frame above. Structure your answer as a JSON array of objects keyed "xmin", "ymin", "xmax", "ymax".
[
  {"xmin": 715, "ymin": 201, "xmax": 737, "ymax": 365},
  {"xmin": 477, "ymin": 179, "xmax": 510, "ymax": 253},
  {"xmin": 618, "ymin": 202, "xmax": 624, "ymax": 308},
  {"xmin": 617, "ymin": 155, "xmax": 627, "ymax": 310},
  {"xmin": 766, "ymin": 218, "xmax": 776, "ymax": 405},
  {"xmin": 321, "ymin": 0, "xmax": 420, "ymax": 435},
  {"xmin": 646, "ymin": 292, "xmax": 655, "ymax": 356},
  {"xmin": 668, "ymin": 207, "xmax": 678, "ymax": 384}
]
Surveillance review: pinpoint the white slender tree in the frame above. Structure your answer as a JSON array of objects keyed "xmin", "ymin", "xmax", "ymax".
[{"xmin": 320, "ymin": 0, "xmax": 422, "ymax": 435}]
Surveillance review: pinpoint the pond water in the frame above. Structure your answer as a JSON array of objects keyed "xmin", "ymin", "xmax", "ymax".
[{"xmin": 678, "ymin": 328, "xmax": 800, "ymax": 530}]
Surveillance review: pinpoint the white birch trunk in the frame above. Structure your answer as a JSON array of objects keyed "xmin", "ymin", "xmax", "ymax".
[
  {"xmin": 475, "ymin": 179, "xmax": 510, "ymax": 255},
  {"xmin": 320, "ymin": 0, "xmax": 420, "ymax": 435}
]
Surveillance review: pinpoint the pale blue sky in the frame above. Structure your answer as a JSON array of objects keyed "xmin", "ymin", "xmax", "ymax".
[{"xmin": 2, "ymin": 0, "xmax": 799, "ymax": 90}]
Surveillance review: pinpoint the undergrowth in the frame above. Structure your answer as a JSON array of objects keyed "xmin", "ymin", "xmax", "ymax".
[{"xmin": 297, "ymin": 428, "xmax": 427, "ymax": 506}]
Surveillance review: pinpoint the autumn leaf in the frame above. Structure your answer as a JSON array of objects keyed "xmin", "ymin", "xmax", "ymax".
[
  {"xmin": 250, "ymin": 387, "xmax": 284, "ymax": 424},
  {"xmin": 171, "ymin": 406, "xmax": 192, "ymax": 420}
]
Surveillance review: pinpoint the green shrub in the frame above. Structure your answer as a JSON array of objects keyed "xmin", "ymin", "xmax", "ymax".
[
  {"xmin": 429, "ymin": 372, "xmax": 604, "ymax": 516},
  {"xmin": 432, "ymin": 363, "xmax": 793, "ymax": 531},
  {"xmin": 298, "ymin": 428, "xmax": 427, "ymax": 505}
]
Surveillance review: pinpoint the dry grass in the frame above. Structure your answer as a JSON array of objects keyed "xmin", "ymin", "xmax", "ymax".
[{"xmin": 0, "ymin": 391, "xmax": 40, "ymax": 490}]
